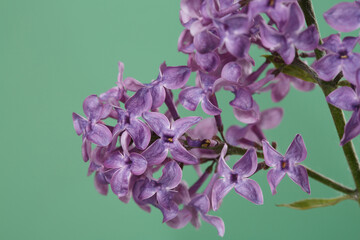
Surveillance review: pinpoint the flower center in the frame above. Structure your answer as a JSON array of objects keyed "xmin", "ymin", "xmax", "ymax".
[
  {"xmin": 163, "ymin": 134, "xmax": 175, "ymax": 143},
  {"xmin": 280, "ymin": 160, "xmax": 289, "ymax": 170},
  {"xmin": 268, "ymin": 0, "xmax": 275, "ymax": 7},
  {"xmin": 230, "ymin": 173, "xmax": 238, "ymax": 183},
  {"xmin": 338, "ymin": 50, "xmax": 348, "ymax": 59}
]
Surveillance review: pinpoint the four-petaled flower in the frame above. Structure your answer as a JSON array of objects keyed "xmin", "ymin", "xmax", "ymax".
[
  {"xmin": 142, "ymin": 112, "xmax": 201, "ymax": 165},
  {"xmin": 212, "ymin": 144, "xmax": 264, "ymax": 211},
  {"xmin": 262, "ymin": 134, "xmax": 310, "ymax": 195}
]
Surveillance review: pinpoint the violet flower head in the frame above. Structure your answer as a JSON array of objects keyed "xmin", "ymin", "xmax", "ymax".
[
  {"xmin": 72, "ymin": 95, "xmax": 113, "ymax": 161},
  {"xmin": 142, "ymin": 112, "xmax": 201, "ymax": 165},
  {"xmin": 324, "ymin": 0, "xmax": 360, "ymax": 32},
  {"xmin": 212, "ymin": 144, "xmax": 263, "ymax": 211},
  {"xmin": 326, "ymin": 70, "xmax": 360, "ymax": 145},
  {"xmin": 313, "ymin": 34, "xmax": 360, "ymax": 83},
  {"xmin": 262, "ymin": 134, "xmax": 310, "ymax": 195},
  {"xmin": 259, "ymin": 3, "xmax": 319, "ymax": 64}
]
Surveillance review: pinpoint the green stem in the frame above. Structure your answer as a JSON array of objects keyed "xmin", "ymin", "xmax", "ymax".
[
  {"xmin": 299, "ymin": 0, "xmax": 360, "ymax": 201},
  {"xmin": 305, "ymin": 166, "xmax": 355, "ymax": 195}
]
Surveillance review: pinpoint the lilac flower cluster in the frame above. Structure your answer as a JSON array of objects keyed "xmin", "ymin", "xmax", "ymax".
[{"xmin": 73, "ymin": 0, "xmax": 360, "ymax": 236}]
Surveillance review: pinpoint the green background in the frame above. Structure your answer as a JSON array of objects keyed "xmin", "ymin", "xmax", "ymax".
[{"xmin": 1, "ymin": 0, "xmax": 359, "ymax": 239}]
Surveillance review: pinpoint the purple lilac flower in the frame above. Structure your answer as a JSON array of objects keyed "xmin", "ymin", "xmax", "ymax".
[
  {"xmin": 139, "ymin": 161, "xmax": 182, "ymax": 210},
  {"xmin": 226, "ymin": 107, "xmax": 283, "ymax": 148},
  {"xmin": 179, "ymin": 71, "xmax": 222, "ymax": 115},
  {"xmin": 262, "ymin": 134, "xmax": 310, "ymax": 195},
  {"xmin": 313, "ymin": 34, "xmax": 360, "ymax": 84},
  {"xmin": 124, "ymin": 62, "xmax": 191, "ymax": 110},
  {"xmin": 259, "ymin": 3, "xmax": 319, "ymax": 64},
  {"xmin": 324, "ymin": 0, "xmax": 360, "ymax": 32},
  {"xmin": 326, "ymin": 70, "xmax": 360, "ymax": 145},
  {"xmin": 212, "ymin": 144, "xmax": 263, "ymax": 211},
  {"xmin": 72, "ymin": 95, "xmax": 113, "ymax": 161},
  {"xmin": 142, "ymin": 112, "xmax": 201, "ymax": 165},
  {"xmin": 261, "ymin": 71, "xmax": 315, "ymax": 102}
]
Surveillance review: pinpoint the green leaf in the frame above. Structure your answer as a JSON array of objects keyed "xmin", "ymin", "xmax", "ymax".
[
  {"xmin": 262, "ymin": 54, "xmax": 317, "ymax": 84},
  {"xmin": 277, "ymin": 195, "xmax": 351, "ymax": 210}
]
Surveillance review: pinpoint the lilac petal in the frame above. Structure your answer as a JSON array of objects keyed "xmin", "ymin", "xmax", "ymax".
[
  {"xmin": 83, "ymin": 95, "xmax": 103, "ymax": 120},
  {"xmin": 94, "ymin": 172, "xmax": 108, "ymax": 195},
  {"xmin": 225, "ymin": 35, "xmax": 250, "ymax": 59},
  {"xmin": 342, "ymin": 53, "xmax": 360, "ymax": 84},
  {"xmin": 193, "ymin": 30, "xmax": 220, "ymax": 54},
  {"xmin": 291, "ymin": 76, "xmax": 315, "ymax": 92},
  {"xmin": 170, "ymin": 140, "xmax": 198, "ymax": 164},
  {"xmin": 233, "ymin": 148, "xmax": 257, "ymax": 177},
  {"xmin": 126, "ymin": 119, "xmax": 151, "ymax": 150},
  {"xmin": 320, "ymin": 34, "xmax": 341, "ymax": 53},
  {"xmin": 313, "ymin": 54, "xmax": 342, "ymax": 81},
  {"xmin": 233, "ymin": 101, "xmax": 260, "ymax": 124},
  {"xmin": 267, "ymin": 168, "xmax": 286, "ymax": 195},
  {"xmin": 142, "ymin": 112, "xmax": 170, "ymax": 136},
  {"xmin": 271, "ymin": 77, "xmax": 290, "ymax": 102},
  {"xmin": 282, "ymin": 3, "xmax": 304, "ymax": 34},
  {"xmin": 342, "ymin": 36, "xmax": 359, "ymax": 52},
  {"xmin": 125, "ymin": 88, "xmax": 152, "ymax": 117},
  {"xmin": 229, "ymin": 88, "xmax": 253, "ymax": 110},
  {"xmin": 86, "ymin": 123, "xmax": 112, "ymax": 146},
  {"xmin": 259, "ymin": 107, "xmax": 284, "ymax": 130},
  {"xmin": 190, "ymin": 194, "xmax": 210, "ymax": 214},
  {"xmin": 324, "ymin": 2, "xmax": 360, "ymax": 32},
  {"xmin": 157, "ymin": 190, "xmax": 175, "ymax": 210},
  {"xmin": 166, "ymin": 209, "xmax": 192, "ymax": 229},
  {"xmin": 259, "ymin": 22, "xmax": 285, "ymax": 50},
  {"xmin": 287, "ymin": 165, "xmax": 310, "ymax": 194},
  {"xmin": 187, "ymin": 118, "xmax": 217, "ymax": 139},
  {"xmin": 201, "ymin": 96, "xmax": 222, "ymax": 115},
  {"xmin": 129, "ymin": 153, "xmax": 147, "ymax": 175},
  {"xmin": 326, "ymin": 87, "xmax": 359, "ymax": 111},
  {"xmin": 195, "ymin": 52, "xmax": 220, "ymax": 72},
  {"xmin": 159, "ymin": 161, "xmax": 183, "ymax": 189},
  {"xmin": 103, "ymin": 151, "xmax": 124, "ymax": 169},
  {"xmin": 262, "ymin": 139, "xmax": 283, "ymax": 167},
  {"xmin": 201, "ymin": 214, "xmax": 225, "ymax": 237},
  {"xmin": 234, "ymin": 178, "xmax": 263, "ymax": 205},
  {"xmin": 160, "ymin": 201, "xmax": 179, "ymax": 223},
  {"xmin": 173, "ymin": 116, "xmax": 202, "ymax": 138},
  {"xmin": 124, "ymin": 77, "xmax": 145, "ymax": 92},
  {"xmin": 162, "ymin": 66, "xmax": 191, "ymax": 89},
  {"xmin": 149, "ymin": 84, "xmax": 166, "ymax": 109},
  {"xmin": 142, "ymin": 139, "xmax": 168, "ymax": 165},
  {"xmin": 340, "ymin": 110, "xmax": 360, "ymax": 145},
  {"xmin": 117, "ymin": 61, "xmax": 124, "ymax": 83},
  {"xmin": 278, "ymin": 42, "xmax": 296, "ymax": 65},
  {"xmin": 179, "ymin": 87, "xmax": 203, "ymax": 111},
  {"xmin": 285, "ymin": 134, "xmax": 307, "ymax": 163},
  {"xmin": 217, "ymin": 145, "xmax": 232, "ymax": 178},
  {"xmin": 295, "ymin": 25, "xmax": 319, "ymax": 51},
  {"xmin": 247, "ymin": 0, "xmax": 268, "ymax": 18},
  {"xmin": 178, "ymin": 29, "xmax": 195, "ymax": 54},
  {"xmin": 221, "ymin": 61, "xmax": 243, "ymax": 82},
  {"xmin": 223, "ymin": 14, "xmax": 249, "ymax": 35},
  {"xmin": 110, "ymin": 168, "xmax": 131, "ymax": 197},
  {"xmin": 72, "ymin": 112, "xmax": 88, "ymax": 135},
  {"xmin": 81, "ymin": 138, "xmax": 91, "ymax": 162},
  {"xmin": 225, "ymin": 125, "xmax": 250, "ymax": 146},
  {"xmin": 139, "ymin": 179, "xmax": 158, "ymax": 200},
  {"xmin": 211, "ymin": 179, "xmax": 233, "ymax": 211}
]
